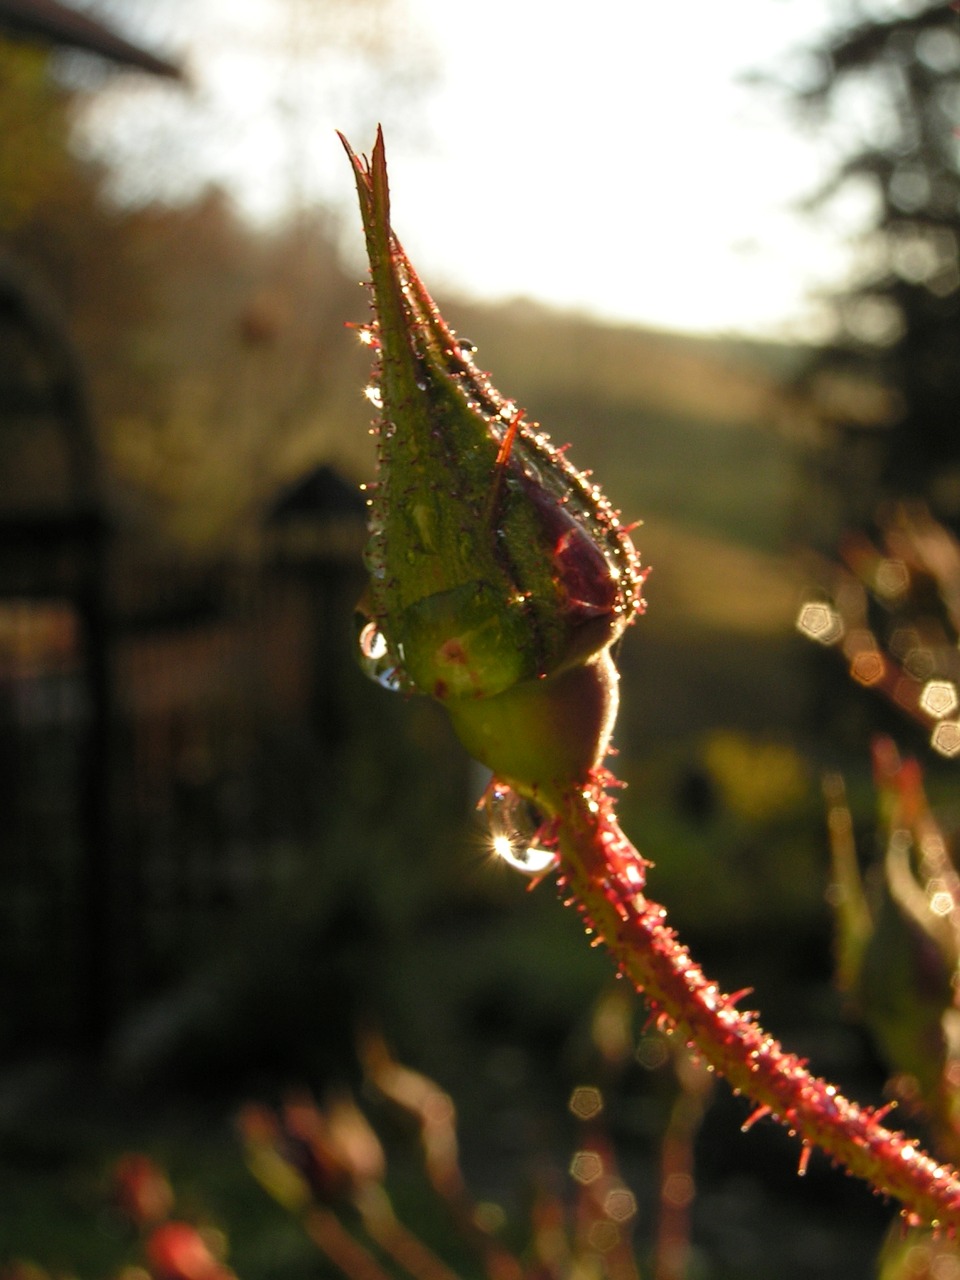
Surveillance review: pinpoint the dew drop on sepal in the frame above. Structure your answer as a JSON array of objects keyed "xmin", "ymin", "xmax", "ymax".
[
  {"xmin": 482, "ymin": 783, "xmax": 558, "ymax": 877},
  {"xmin": 359, "ymin": 620, "xmax": 388, "ymax": 662},
  {"xmin": 358, "ymin": 620, "xmax": 408, "ymax": 693}
]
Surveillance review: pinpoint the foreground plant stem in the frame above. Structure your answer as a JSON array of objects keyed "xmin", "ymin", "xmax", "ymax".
[{"xmin": 547, "ymin": 775, "xmax": 960, "ymax": 1233}]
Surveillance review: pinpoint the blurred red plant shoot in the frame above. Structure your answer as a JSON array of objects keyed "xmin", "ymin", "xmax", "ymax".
[
  {"xmin": 113, "ymin": 1154, "xmax": 175, "ymax": 1229},
  {"xmin": 144, "ymin": 1223, "xmax": 231, "ymax": 1280}
]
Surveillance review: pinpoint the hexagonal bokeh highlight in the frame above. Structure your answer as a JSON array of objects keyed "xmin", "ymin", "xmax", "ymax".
[
  {"xmin": 604, "ymin": 1187, "xmax": 638, "ymax": 1222},
  {"xmin": 874, "ymin": 558, "xmax": 909, "ymax": 600},
  {"xmin": 850, "ymin": 650, "xmax": 885, "ymax": 686},
  {"xmin": 920, "ymin": 679, "xmax": 959, "ymax": 720},
  {"xmin": 931, "ymin": 721, "xmax": 960, "ymax": 758},
  {"xmin": 588, "ymin": 1220, "xmax": 620, "ymax": 1253},
  {"xmin": 569, "ymin": 1150, "xmax": 604, "ymax": 1185},
  {"xmin": 796, "ymin": 602, "xmax": 843, "ymax": 646},
  {"xmin": 568, "ymin": 1085, "xmax": 604, "ymax": 1121}
]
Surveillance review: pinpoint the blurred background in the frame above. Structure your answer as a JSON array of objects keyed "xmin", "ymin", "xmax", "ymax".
[{"xmin": 2, "ymin": 1, "xmax": 960, "ymax": 1277}]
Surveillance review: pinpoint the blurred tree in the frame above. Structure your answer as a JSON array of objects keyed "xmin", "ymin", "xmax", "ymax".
[
  {"xmin": 788, "ymin": 1, "xmax": 960, "ymax": 542},
  {"xmin": 97, "ymin": 196, "xmax": 375, "ymax": 550},
  {"xmin": 0, "ymin": 26, "xmax": 375, "ymax": 554},
  {"xmin": 0, "ymin": 39, "xmax": 76, "ymax": 232},
  {"xmin": 72, "ymin": 0, "xmax": 436, "ymax": 218}
]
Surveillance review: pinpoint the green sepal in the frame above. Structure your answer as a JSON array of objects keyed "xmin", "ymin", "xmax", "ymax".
[{"xmin": 400, "ymin": 581, "xmax": 535, "ymax": 700}]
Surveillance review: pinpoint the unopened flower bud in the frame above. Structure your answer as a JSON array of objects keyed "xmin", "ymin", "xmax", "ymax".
[{"xmin": 342, "ymin": 130, "xmax": 645, "ymax": 805}]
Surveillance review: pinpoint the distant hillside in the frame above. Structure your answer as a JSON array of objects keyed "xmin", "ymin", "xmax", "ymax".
[
  {"xmin": 432, "ymin": 297, "xmax": 809, "ymax": 556},
  {"xmin": 447, "ymin": 297, "xmax": 808, "ymax": 429}
]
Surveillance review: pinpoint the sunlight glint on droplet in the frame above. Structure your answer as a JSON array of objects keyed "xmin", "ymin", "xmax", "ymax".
[
  {"xmin": 483, "ymin": 785, "xmax": 558, "ymax": 877},
  {"xmin": 359, "ymin": 620, "xmax": 388, "ymax": 662},
  {"xmin": 357, "ymin": 620, "xmax": 407, "ymax": 693},
  {"xmin": 490, "ymin": 832, "xmax": 557, "ymax": 877}
]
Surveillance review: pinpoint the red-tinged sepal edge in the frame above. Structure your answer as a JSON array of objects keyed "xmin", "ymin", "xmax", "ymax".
[{"xmin": 342, "ymin": 130, "xmax": 960, "ymax": 1233}]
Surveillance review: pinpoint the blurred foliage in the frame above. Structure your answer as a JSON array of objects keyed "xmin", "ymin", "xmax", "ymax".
[
  {"xmin": 0, "ymin": 40, "xmax": 76, "ymax": 233},
  {"xmin": 0, "ymin": 36, "xmax": 376, "ymax": 552},
  {"xmin": 795, "ymin": 502, "xmax": 960, "ymax": 1277},
  {"xmin": 701, "ymin": 731, "xmax": 810, "ymax": 824},
  {"xmin": 70, "ymin": 0, "xmax": 437, "ymax": 215}
]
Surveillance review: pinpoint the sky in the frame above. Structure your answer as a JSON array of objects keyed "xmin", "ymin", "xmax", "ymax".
[
  {"xmin": 77, "ymin": 0, "xmax": 871, "ymax": 341},
  {"xmin": 392, "ymin": 0, "xmax": 855, "ymax": 339}
]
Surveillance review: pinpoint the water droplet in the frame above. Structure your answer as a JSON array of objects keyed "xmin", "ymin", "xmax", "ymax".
[
  {"xmin": 483, "ymin": 785, "xmax": 557, "ymax": 877},
  {"xmin": 357, "ymin": 621, "xmax": 407, "ymax": 693},
  {"xmin": 382, "ymin": 420, "xmax": 396, "ymax": 438},
  {"xmin": 364, "ymin": 384, "xmax": 383, "ymax": 409},
  {"xmin": 359, "ymin": 621, "xmax": 388, "ymax": 662},
  {"xmin": 376, "ymin": 666, "xmax": 406, "ymax": 693}
]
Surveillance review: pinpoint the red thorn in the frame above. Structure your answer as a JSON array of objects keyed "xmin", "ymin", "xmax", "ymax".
[
  {"xmin": 741, "ymin": 1105, "xmax": 772, "ymax": 1133},
  {"xmin": 495, "ymin": 409, "xmax": 525, "ymax": 468}
]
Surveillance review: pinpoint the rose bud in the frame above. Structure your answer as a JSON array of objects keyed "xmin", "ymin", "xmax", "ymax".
[{"xmin": 342, "ymin": 129, "xmax": 645, "ymax": 807}]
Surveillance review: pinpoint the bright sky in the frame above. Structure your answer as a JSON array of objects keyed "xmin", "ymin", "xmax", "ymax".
[
  {"xmin": 81, "ymin": 0, "xmax": 868, "ymax": 340},
  {"xmin": 392, "ymin": 0, "xmax": 853, "ymax": 339}
]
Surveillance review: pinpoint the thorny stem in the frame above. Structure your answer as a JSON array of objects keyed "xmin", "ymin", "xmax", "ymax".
[{"xmin": 549, "ymin": 773, "xmax": 960, "ymax": 1233}]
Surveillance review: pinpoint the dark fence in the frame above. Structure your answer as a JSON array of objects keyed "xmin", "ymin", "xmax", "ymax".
[
  {"xmin": 0, "ymin": 255, "xmax": 471, "ymax": 1072},
  {"xmin": 0, "ymin": 541, "xmax": 370, "ymax": 1058}
]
